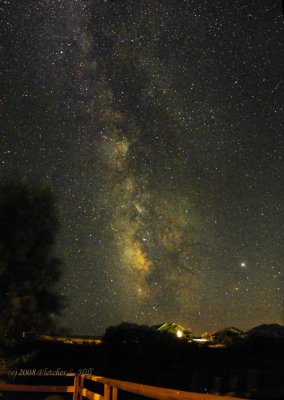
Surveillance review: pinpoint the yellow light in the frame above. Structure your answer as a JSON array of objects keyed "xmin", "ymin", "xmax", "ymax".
[{"xmin": 176, "ymin": 330, "xmax": 183, "ymax": 338}]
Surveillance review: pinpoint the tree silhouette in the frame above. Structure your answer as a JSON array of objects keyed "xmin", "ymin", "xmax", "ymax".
[{"xmin": 0, "ymin": 181, "xmax": 63, "ymax": 342}]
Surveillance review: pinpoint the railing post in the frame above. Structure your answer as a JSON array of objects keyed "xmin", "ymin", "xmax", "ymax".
[
  {"xmin": 112, "ymin": 386, "xmax": 118, "ymax": 400},
  {"xmin": 73, "ymin": 374, "xmax": 79, "ymax": 400},
  {"xmin": 79, "ymin": 376, "xmax": 84, "ymax": 400},
  {"xmin": 104, "ymin": 383, "xmax": 111, "ymax": 400}
]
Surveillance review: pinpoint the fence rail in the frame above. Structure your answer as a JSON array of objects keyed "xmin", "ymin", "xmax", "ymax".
[{"xmin": 0, "ymin": 373, "xmax": 246, "ymax": 400}]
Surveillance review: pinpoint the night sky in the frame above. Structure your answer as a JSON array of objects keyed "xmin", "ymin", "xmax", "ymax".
[{"xmin": 1, "ymin": 0, "xmax": 283, "ymax": 336}]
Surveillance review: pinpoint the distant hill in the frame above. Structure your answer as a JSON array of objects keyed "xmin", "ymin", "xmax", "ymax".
[{"xmin": 247, "ymin": 323, "xmax": 284, "ymax": 339}]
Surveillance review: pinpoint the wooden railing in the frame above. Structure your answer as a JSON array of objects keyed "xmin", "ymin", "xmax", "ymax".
[
  {"xmin": 0, "ymin": 372, "xmax": 76, "ymax": 396},
  {"xmin": 0, "ymin": 373, "xmax": 246, "ymax": 400}
]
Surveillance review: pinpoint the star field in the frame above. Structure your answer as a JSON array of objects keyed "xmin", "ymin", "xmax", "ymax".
[{"xmin": 0, "ymin": 0, "xmax": 283, "ymax": 335}]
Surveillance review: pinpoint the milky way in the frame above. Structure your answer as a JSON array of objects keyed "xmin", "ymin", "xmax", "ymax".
[{"xmin": 1, "ymin": 0, "xmax": 283, "ymax": 335}]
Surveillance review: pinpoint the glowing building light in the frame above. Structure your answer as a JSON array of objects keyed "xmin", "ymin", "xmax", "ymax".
[{"xmin": 176, "ymin": 330, "xmax": 183, "ymax": 338}]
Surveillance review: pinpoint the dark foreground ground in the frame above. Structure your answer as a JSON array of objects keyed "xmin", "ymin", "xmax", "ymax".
[{"xmin": 1, "ymin": 331, "xmax": 284, "ymax": 400}]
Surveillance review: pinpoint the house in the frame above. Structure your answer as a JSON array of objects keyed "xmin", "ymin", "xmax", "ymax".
[
  {"xmin": 209, "ymin": 327, "xmax": 244, "ymax": 344},
  {"xmin": 154, "ymin": 322, "xmax": 194, "ymax": 341}
]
